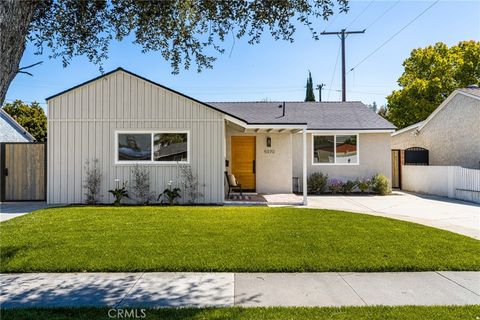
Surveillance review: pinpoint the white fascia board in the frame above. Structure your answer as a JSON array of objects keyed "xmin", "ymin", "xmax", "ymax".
[
  {"xmin": 224, "ymin": 115, "xmax": 307, "ymax": 129},
  {"xmin": 306, "ymin": 129, "xmax": 395, "ymax": 134}
]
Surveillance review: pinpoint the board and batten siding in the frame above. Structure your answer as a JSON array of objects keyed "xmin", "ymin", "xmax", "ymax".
[{"xmin": 47, "ymin": 70, "xmax": 225, "ymax": 204}]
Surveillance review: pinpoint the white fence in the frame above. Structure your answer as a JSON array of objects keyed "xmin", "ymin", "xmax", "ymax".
[{"xmin": 402, "ymin": 166, "xmax": 480, "ymax": 204}]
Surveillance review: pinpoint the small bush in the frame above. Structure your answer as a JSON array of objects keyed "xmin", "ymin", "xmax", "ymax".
[
  {"xmin": 341, "ymin": 180, "xmax": 357, "ymax": 194},
  {"xmin": 108, "ymin": 181, "xmax": 129, "ymax": 206},
  {"xmin": 356, "ymin": 178, "xmax": 371, "ymax": 193},
  {"xmin": 131, "ymin": 165, "xmax": 155, "ymax": 205},
  {"xmin": 179, "ymin": 164, "xmax": 203, "ymax": 204},
  {"xmin": 307, "ymin": 172, "xmax": 329, "ymax": 194},
  {"xmin": 371, "ymin": 173, "xmax": 391, "ymax": 195},
  {"xmin": 328, "ymin": 179, "xmax": 343, "ymax": 195},
  {"xmin": 83, "ymin": 159, "xmax": 101, "ymax": 204}
]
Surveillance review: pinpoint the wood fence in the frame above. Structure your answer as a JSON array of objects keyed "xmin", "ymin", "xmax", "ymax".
[{"xmin": 1, "ymin": 143, "xmax": 46, "ymax": 201}]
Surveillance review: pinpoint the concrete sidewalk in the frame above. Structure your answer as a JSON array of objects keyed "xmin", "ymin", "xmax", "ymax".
[
  {"xmin": 0, "ymin": 202, "xmax": 51, "ymax": 222},
  {"xmin": 1, "ymin": 272, "xmax": 479, "ymax": 308}
]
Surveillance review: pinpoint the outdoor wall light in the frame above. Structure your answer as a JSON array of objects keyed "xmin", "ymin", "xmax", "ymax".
[{"xmin": 266, "ymin": 137, "xmax": 272, "ymax": 148}]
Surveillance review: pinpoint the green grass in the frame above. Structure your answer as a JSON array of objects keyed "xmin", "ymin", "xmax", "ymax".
[
  {"xmin": 0, "ymin": 206, "xmax": 479, "ymax": 272},
  {"xmin": 1, "ymin": 306, "xmax": 479, "ymax": 320}
]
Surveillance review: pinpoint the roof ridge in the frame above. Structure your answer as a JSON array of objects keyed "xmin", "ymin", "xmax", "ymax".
[{"xmin": 208, "ymin": 101, "xmax": 363, "ymax": 103}]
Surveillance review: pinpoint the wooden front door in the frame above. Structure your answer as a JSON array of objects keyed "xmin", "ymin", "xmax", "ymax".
[{"xmin": 231, "ymin": 136, "xmax": 256, "ymax": 191}]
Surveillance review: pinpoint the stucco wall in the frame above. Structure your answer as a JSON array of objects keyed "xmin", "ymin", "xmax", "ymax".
[
  {"xmin": 225, "ymin": 125, "xmax": 293, "ymax": 193},
  {"xmin": 402, "ymin": 165, "xmax": 450, "ymax": 197},
  {"xmin": 47, "ymin": 70, "xmax": 225, "ymax": 204},
  {"xmin": 292, "ymin": 132, "xmax": 392, "ymax": 185},
  {"xmin": 0, "ymin": 112, "xmax": 32, "ymax": 142},
  {"xmin": 392, "ymin": 94, "xmax": 480, "ymax": 169}
]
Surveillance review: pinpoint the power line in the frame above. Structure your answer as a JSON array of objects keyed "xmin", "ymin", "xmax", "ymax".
[
  {"xmin": 327, "ymin": 43, "xmax": 342, "ymax": 101},
  {"xmin": 349, "ymin": 0, "xmax": 439, "ymax": 74},
  {"xmin": 365, "ymin": 0, "xmax": 400, "ymax": 30},
  {"xmin": 321, "ymin": 29, "xmax": 366, "ymax": 101},
  {"xmin": 346, "ymin": 0, "xmax": 375, "ymax": 29}
]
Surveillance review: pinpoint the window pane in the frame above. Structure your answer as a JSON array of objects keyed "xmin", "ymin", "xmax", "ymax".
[
  {"xmin": 154, "ymin": 133, "xmax": 188, "ymax": 162},
  {"xmin": 336, "ymin": 135, "xmax": 358, "ymax": 164},
  {"xmin": 118, "ymin": 134, "xmax": 152, "ymax": 161},
  {"xmin": 313, "ymin": 136, "xmax": 334, "ymax": 163}
]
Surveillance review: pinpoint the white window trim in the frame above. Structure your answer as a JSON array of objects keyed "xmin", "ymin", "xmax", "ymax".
[
  {"xmin": 311, "ymin": 133, "xmax": 360, "ymax": 166},
  {"xmin": 114, "ymin": 130, "xmax": 190, "ymax": 165}
]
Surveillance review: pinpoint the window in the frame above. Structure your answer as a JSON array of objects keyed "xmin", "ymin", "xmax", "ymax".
[
  {"xmin": 154, "ymin": 133, "xmax": 188, "ymax": 162},
  {"xmin": 116, "ymin": 131, "xmax": 189, "ymax": 163},
  {"xmin": 313, "ymin": 134, "xmax": 358, "ymax": 165}
]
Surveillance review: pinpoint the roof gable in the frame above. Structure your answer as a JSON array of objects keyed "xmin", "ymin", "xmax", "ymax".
[{"xmin": 0, "ymin": 108, "xmax": 35, "ymax": 142}]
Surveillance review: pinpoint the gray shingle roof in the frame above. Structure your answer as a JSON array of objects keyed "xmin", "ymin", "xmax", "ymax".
[{"xmin": 208, "ymin": 101, "xmax": 396, "ymax": 130}]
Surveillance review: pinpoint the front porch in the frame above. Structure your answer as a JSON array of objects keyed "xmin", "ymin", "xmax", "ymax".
[
  {"xmin": 224, "ymin": 193, "xmax": 304, "ymax": 206},
  {"xmin": 223, "ymin": 115, "xmax": 308, "ymax": 205}
]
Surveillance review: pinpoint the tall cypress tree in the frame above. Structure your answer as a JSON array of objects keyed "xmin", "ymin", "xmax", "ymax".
[{"xmin": 305, "ymin": 71, "xmax": 316, "ymax": 102}]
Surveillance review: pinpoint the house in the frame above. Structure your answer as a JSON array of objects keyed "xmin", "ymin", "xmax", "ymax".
[
  {"xmin": 0, "ymin": 108, "xmax": 35, "ymax": 142},
  {"xmin": 391, "ymin": 86, "xmax": 480, "ymax": 169},
  {"xmin": 46, "ymin": 68, "xmax": 395, "ymax": 204}
]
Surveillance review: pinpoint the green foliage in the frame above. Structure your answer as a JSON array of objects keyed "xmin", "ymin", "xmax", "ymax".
[
  {"xmin": 305, "ymin": 70, "xmax": 316, "ymax": 102},
  {"xmin": 83, "ymin": 159, "xmax": 101, "ymax": 204},
  {"xmin": 1, "ymin": 206, "xmax": 479, "ymax": 272},
  {"xmin": 328, "ymin": 179, "xmax": 343, "ymax": 195},
  {"xmin": 371, "ymin": 174, "xmax": 391, "ymax": 195},
  {"xmin": 356, "ymin": 178, "xmax": 371, "ymax": 193},
  {"xmin": 3, "ymin": 306, "xmax": 480, "ymax": 320},
  {"xmin": 28, "ymin": 1, "xmax": 349, "ymax": 74},
  {"xmin": 307, "ymin": 172, "xmax": 328, "ymax": 194},
  {"xmin": 159, "ymin": 187, "xmax": 181, "ymax": 205},
  {"xmin": 131, "ymin": 165, "xmax": 154, "ymax": 205},
  {"xmin": 108, "ymin": 182, "xmax": 129, "ymax": 206},
  {"xmin": 386, "ymin": 41, "xmax": 480, "ymax": 128},
  {"xmin": 341, "ymin": 180, "xmax": 357, "ymax": 194},
  {"xmin": 2, "ymin": 100, "xmax": 47, "ymax": 141}
]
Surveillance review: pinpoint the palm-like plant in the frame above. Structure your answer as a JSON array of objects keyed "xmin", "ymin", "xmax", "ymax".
[{"xmin": 108, "ymin": 181, "xmax": 129, "ymax": 206}]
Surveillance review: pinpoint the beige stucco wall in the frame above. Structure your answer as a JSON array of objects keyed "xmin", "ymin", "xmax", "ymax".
[
  {"xmin": 392, "ymin": 94, "xmax": 480, "ymax": 169},
  {"xmin": 225, "ymin": 125, "xmax": 293, "ymax": 193},
  {"xmin": 47, "ymin": 70, "xmax": 225, "ymax": 204},
  {"xmin": 292, "ymin": 132, "xmax": 392, "ymax": 185}
]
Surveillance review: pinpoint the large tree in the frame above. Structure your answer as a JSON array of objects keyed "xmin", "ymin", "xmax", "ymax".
[
  {"xmin": 2, "ymin": 100, "xmax": 47, "ymax": 142},
  {"xmin": 386, "ymin": 41, "xmax": 480, "ymax": 129},
  {"xmin": 305, "ymin": 70, "xmax": 315, "ymax": 102},
  {"xmin": 0, "ymin": 0, "xmax": 349, "ymax": 106}
]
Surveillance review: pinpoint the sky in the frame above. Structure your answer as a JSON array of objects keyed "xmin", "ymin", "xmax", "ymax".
[{"xmin": 5, "ymin": 0, "xmax": 480, "ymax": 111}]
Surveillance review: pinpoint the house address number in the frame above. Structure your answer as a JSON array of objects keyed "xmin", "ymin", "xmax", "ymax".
[{"xmin": 264, "ymin": 150, "xmax": 275, "ymax": 154}]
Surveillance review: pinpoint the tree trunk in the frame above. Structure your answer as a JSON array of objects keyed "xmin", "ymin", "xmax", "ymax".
[{"xmin": 0, "ymin": 0, "xmax": 39, "ymax": 106}]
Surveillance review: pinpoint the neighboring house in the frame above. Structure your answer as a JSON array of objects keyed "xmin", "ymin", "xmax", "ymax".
[
  {"xmin": 46, "ymin": 68, "xmax": 395, "ymax": 204},
  {"xmin": 0, "ymin": 108, "xmax": 35, "ymax": 142},
  {"xmin": 391, "ymin": 87, "xmax": 480, "ymax": 169}
]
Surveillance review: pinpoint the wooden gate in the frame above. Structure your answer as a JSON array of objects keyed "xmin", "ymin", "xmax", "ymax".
[
  {"xmin": 1, "ymin": 143, "xmax": 46, "ymax": 201},
  {"xmin": 391, "ymin": 149, "xmax": 401, "ymax": 189}
]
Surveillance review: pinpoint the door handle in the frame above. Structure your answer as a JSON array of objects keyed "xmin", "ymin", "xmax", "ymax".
[{"xmin": 253, "ymin": 160, "xmax": 256, "ymax": 174}]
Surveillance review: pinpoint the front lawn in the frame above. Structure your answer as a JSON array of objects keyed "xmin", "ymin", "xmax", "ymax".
[
  {"xmin": 0, "ymin": 206, "xmax": 479, "ymax": 272},
  {"xmin": 2, "ymin": 306, "xmax": 479, "ymax": 320}
]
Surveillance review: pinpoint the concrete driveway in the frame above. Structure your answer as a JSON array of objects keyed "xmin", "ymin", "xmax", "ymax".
[
  {"xmin": 307, "ymin": 191, "xmax": 480, "ymax": 239},
  {"xmin": 0, "ymin": 202, "xmax": 50, "ymax": 222}
]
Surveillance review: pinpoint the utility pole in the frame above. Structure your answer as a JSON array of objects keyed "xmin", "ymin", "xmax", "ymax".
[
  {"xmin": 315, "ymin": 83, "xmax": 325, "ymax": 102},
  {"xmin": 321, "ymin": 29, "xmax": 365, "ymax": 102}
]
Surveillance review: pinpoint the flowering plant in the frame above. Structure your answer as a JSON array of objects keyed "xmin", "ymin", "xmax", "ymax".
[{"xmin": 328, "ymin": 179, "xmax": 343, "ymax": 195}]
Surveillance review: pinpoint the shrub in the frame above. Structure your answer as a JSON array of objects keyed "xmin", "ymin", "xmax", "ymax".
[
  {"xmin": 356, "ymin": 178, "xmax": 371, "ymax": 193},
  {"xmin": 328, "ymin": 179, "xmax": 343, "ymax": 195},
  {"xmin": 83, "ymin": 159, "xmax": 101, "ymax": 204},
  {"xmin": 108, "ymin": 181, "xmax": 129, "ymax": 206},
  {"xmin": 371, "ymin": 173, "xmax": 391, "ymax": 195},
  {"xmin": 131, "ymin": 165, "xmax": 155, "ymax": 205},
  {"xmin": 158, "ymin": 181, "xmax": 181, "ymax": 205},
  {"xmin": 179, "ymin": 164, "xmax": 203, "ymax": 204},
  {"xmin": 341, "ymin": 180, "xmax": 357, "ymax": 194},
  {"xmin": 307, "ymin": 172, "xmax": 329, "ymax": 194}
]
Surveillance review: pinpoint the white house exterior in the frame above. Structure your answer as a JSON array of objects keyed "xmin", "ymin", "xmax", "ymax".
[
  {"xmin": 46, "ymin": 68, "xmax": 395, "ymax": 205},
  {"xmin": 392, "ymin": 87, "xmax": 480, "ymax": 169},
  {"xmin": 0, "ymin": 108, "xmax": 35, "ymax": 142}
]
